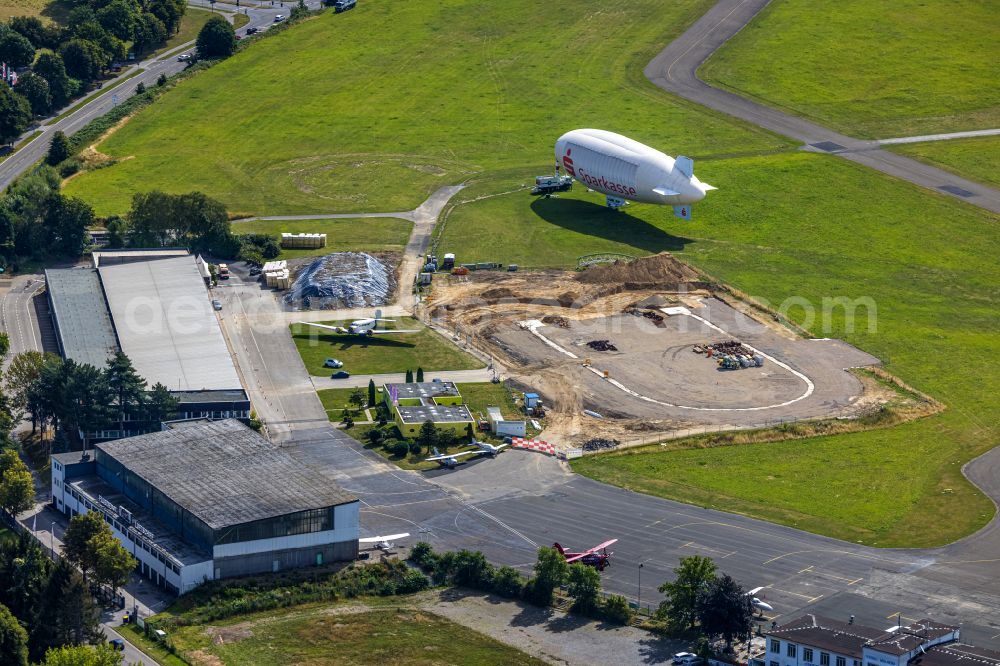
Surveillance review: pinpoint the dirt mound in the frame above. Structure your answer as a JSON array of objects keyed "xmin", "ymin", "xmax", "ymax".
[
  {"xmin": 576, "ymin": 253, "xmax": 700, "ymax": 285},
  {"xmin": 481, "ymin": 287, "xmax": 515, "ymax": 299},
  {"xmin": 541, "ymin": 315, "xmax": 570, "ymax": 328}
]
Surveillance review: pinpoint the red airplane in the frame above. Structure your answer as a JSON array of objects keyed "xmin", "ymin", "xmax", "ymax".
[{"xmin": 553, "ymin": 539, "xmax": 618, "ymax": 571}]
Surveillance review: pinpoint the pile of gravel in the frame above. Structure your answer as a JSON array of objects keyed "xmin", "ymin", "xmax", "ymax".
[{"xmin": 284, "ymin": 252, "xmax": 393, "ymax": 310}]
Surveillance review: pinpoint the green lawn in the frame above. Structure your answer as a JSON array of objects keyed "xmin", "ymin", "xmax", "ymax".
[
  {"xmin": 889, "ymin": 136, "xmax": 1000, "ymax": 189},
  {"xmin": 63, "ymin": 0, "xmax": 787, "ymax": 216},
  {"xmin": 699, "ymin": 0, "xmax": 1000, "ymax": 138},
  {"xmin": 291, "ymin": 317, "xmax": 484, "ymax": 376},
  {"xmin": 162, "ymin": 601, "xmax": 545, "ymax": 666},
  {"xmin": 159, "ymin": 8, "xmax": 215, "ymax": 55},
  {"xmin": 0, "ymin": 0, "xmax": 70, "ymax": 22},
  {"xmin": 232, "ymin": 217, "xmax": 412, "ymax": 259},
  {"xmin": 561, "ymin": 151, "xmax": 1000, "ymax": 547}
]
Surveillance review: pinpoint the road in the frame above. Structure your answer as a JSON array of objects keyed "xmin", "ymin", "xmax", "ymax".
[
  {"xmin": 310, "ymin": 368, "xmax": 495, "ymax": 390},
  {"xmin": 643, "ymin": 0, "xmax": 1000, "ymax": 214},
  {"xmin": 0, "ymin": 1, "xmax": 300, "ymax": 191},
  {"xmin": 0, "ymin": 274, "xmax": 45, "ymax": 366}
]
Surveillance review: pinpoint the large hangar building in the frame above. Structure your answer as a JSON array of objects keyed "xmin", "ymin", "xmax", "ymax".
[
  {"xmin": 45, "ymin": 249, "xmax": 249, "ymax": 439},
  {"xmin": 52, "ymin": 419, "xmax": 360, "ymax": 594}
]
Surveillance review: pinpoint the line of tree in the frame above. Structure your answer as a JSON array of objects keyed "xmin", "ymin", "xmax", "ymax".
[
  {"xmin": 0, "ymin": 0, "xmax": 186, "ymax": 142},
  {"xmin": 0, "ymin": 531, "xmax": 103, "ymax": 664},
  {"xmin": 6, "ymin": 350, "xmax": 178, "ymax": 450},
  {"xmin": 409, "ymin": 542, "xmax": 634, "ymax": 625},
  {"xmin": 0, "ymin": 166, "xmax": 95, "ymax": 271},
  {"xmin": 657, "ymin": 555, "xmax": 755, "ymax": 652},
  {"xmin": 62, "ymin": 511, "xmax": 136, "ymax": 598}
]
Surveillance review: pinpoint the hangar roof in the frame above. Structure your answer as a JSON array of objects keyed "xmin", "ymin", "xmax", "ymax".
[
  {"xmin": 97, "ymin": 419, "xmax": 356, "ymax": 530},
  {"xmin": 98, "ymin": 256, "xmax": 241, "ymax": 391},
  {"xmin": 44, "ymin": 268, "xmax": 119, "ymax": 369}
]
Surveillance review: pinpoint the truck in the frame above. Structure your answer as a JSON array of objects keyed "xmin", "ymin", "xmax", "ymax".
[
  {"xmin": 218, "ymin": 263, "xmax": 230, "ymax": 279},
  {"xmin": 531, "ymin": 174, "xmax": 573, "ymax": 196},
  {"xmin": 441, "ymin": 253, "xmax": 455, "ymax": 270},
  {"xmin": 333, "ymin": 0, "xmax": 356, "ymax": 12}
]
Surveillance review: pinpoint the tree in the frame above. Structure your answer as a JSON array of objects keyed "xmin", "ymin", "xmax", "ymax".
[
  {"xmin": 416, "ymin": 367, "xmax": 424, "ymax": 382},
  {"xmin": 696, "ymin": 574, "xmax": 754, "ymax": 651},
  {"xmin": 0, "ymin": 85, "xmax": 32, "ymax": 145},
  {"xmin": 490, "ymin": 566, "xmax": 524, "ymax": 598},
  {"xmin": 97, "ymin": 0, "xmax": 141, "ymax": 42},
  {"xmin": 0, "ymin": 332, "xmax": 8, "ymax": 358},
  {"xmin": 145, "ymin": 382, "xmax": 178, "ymax": 425},
  {"xmin": 566, "ymin": 562, "xmax": 601, "ymax": 613},
  {"xmin": 417, "ymin": 420, "xmax": 437, "ymax": 448},
  {"xmin": 348, "ymin": 388, "xmax": 365, "ymax": 414},
  {"xmin": 91, "ymin": 531, "xmax": 136, "ymax": 593},
  {"xmin": 66, "ymin": 363, "xmax": 114, "ymax": 447},
  {"xmin": 367, "ymin": 379, "xmax": 376, "ymax": 407},
  {"xmin": 46, "ymin": 132, "xmax": 71, "ymax": 166},
  {"xmin": 41, "ymin": 644, "xmax": 124, "ymax": 666},
  {"xmin": 527, "ymin": 546, "xmax": 568, "ymax": 605},
  {"xmin": 197, "ymin": 15, "xmax": 236, "ymax": 58},
  {"xmin": 30, "ymin": 559, "xmax": 100, "ymax": 657},
  {"xmin": 450, "ymin": 549, "xmax": 492, "ymax": 588},
  {"xmin": 62, "ymin": 512, "xmax": 105, "ymax": 581},
  {"xmin": 0, "ymin": 531, "xmax": 50, "ymax": 625},
  {"xmin": 657, "ymin": 554, "xmax": 717, "ymax": 630},
  {"xmin": 5, "ymin": 352, "xmax": 46, "ymax": 425},
  {"xmin": 156, "ymin": 72, "xmax": 167, "ymax": 86},
  {"xmin": 134, "ymin": 13, "xmax": 168, "ymax": 53},
  {"xmin": 14, "ymin": 73, "xmax": 51, "ymax": 117},
  {"xmin": 0, "ymin": 603, "xmax": 28, "ymax": 666},
  {"xmin": 601, "ymin": 594, "xmax": 634, "ymax": 625},
  {"xmin": 104, "ymin": 215, "xmax": 129, "ymax": 247},
  {"xmin": 44, "ymin": 195, "xmax": 94, "ymax": 257},
  {"xmin": 34, "ymin": 53, "xmax": 74, "ymax": 108},
  {"xmin": 0, "ymin": 32, "xmax": 35, "ymax": 69},
  {"xmin": 59, "ymin": 39, "xmax": 107, "ymax": 81},
  {"xmin": 10, "ymin": 17, "xmax": 51, "ymax": 50},
  {"xmin": 104, "ymin": 352, "xmax": 146, "ymax": 435},
  {"xmin": 404, "ymin": 369, "xmax": 413, "ymax": 383},
  {"xmin": 0, "ymin": 459, "xmax": 34, "ymax": 516},
  {"xmin": 147, "ymin": 0, "xmax": 185, "ymax": 34}
]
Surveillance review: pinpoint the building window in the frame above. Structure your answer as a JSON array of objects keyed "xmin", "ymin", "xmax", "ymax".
[
  {"xmin": 820, "ymin": 654, "xmax": 830, "ymax": 666},
  {"xmin": 836, "ymin": 658, "xmax": 845, "ymax": 666},
  {"xmin": 770, "ymin": 640, "xmax": 780, "ymax": 654},
  {"xmin": 771, "ymin": 661, "xmax": 780, "ymax": 666},
  {"xmin": 854, "ymin": 661, "xmax": 861, "ymax": 666},
  {"xmin": 788, "ymin": 645, "xmax": 797, "ymax": 658},
  {"xmin": 804, "ymin": 649, "xmax": 813, "ymax": 662}
]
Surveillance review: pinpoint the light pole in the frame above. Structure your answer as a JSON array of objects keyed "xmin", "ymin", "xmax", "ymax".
[
  {"xmin": 637, "ymin": 562, "xmax": 643, "ymax": 614},
  {"xmin": 49, "ymin": 521, "xmax": 54, "ymax": 558}
]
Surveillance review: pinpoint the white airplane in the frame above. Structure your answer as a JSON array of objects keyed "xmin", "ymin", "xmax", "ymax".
[
  {"xmin": 359, "ymin": 532, "xmax": 410, "ymax": 551},
  {"xmin": 298, "ymin": 317, "xmax": 420, "ymax": 337},
  {"xmin": 425, "ymin": 447, "xmax": 477, "ymax": 469},
  {"xmin": 747, "ymin": 586, "xmax": 774, "ymax": 614},
  {"xmin": 471, "ymin": 438, "xmax": 509, "ymax": 457}
]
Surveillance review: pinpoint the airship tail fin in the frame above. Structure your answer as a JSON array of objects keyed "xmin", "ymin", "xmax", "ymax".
[
  {"xmin": 673, "ymin": 205, "xmax": 692, "ymax": 221},
  {"xmin": 699, "ymin": 182, "xmax": 717, "ymax": 191},
  {"xmin": 675, "ymin": 155, "xmax": 694, "ymax": 178},
  {"xmin": 654, "ymin": 186, "xmax": 680, "ymax": 197}
]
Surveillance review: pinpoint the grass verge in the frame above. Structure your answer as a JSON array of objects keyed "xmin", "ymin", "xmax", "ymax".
[
  {"xmin": 888, "ymin": 136, "xmax": 1000, "ymax": 189},
  {"xmin": 699, "ymin": 0, "xmax": 1000, "ymax": 138},
  {"xmin": 51, "ymin": 68, "xmax": 144, "ymax": 123},
  {"xmin": 118, "ymin": 625, "xmax": 188, "ymax": 666},
  {"xmin": 231, "ymin": 217, "xmax": 412, "ymax": 259},
  {"xmin": 290, "ymin": 317, "xmax": 484, "ymax": 376}
]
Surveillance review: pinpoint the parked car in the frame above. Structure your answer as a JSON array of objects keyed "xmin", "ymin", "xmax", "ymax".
[
  {"xmin": 246, "ymin": 26, "xmax": 259, "ymax": 34},
  {"xmin": 331, "ymin": 370, "xmax": 351, "ymax": 379},
  {"xmin": 323, "ymin": 358, "xmax": 344, "ymax": 368},
  {"xmin": 273, "ymin": 14, "xmax": 285, "ymax": 22},
  {"xmin": 333, "ymin": 0, "xmax": 356, "ymax": 12},
  {"xmin": 673, "ymin": 653, "xmax": 702, "ymax": 666},
  {"xmin": 212, "ymin": 300, "xmax": 222, "ymax": 311},
  {"xmin": 249, "ymin": 267, "xmax": 261, "ymax": 276}
]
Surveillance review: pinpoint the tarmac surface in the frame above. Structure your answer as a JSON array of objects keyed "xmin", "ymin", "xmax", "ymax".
[
  {"xmin": 643, "ymin": 0, "xmax": 1000, "ymax": 215},
  {"xmin": 493, "ymin": 298, "xmax": 878, "ymax": 426}
]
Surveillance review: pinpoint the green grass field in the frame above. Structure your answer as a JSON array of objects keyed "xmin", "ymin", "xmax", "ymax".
[
  {"xmin": 161, "ymin": 8, "xmax": 215, "ymax": 54},
  {"xmin": 699, "ymin": 0, "xmax": 1000, "ymax": 138},
  {"xmin": 0, "ymin": 0, "xmax": 69, "ymax": 22},
  {"xmin": 889, "ymin": 136, "xmax": 1000, "ymax": 189},
  {"xmin": 62, "ymin": 0, "xmax": 788, "ymax": 216},
  {"xmin": 156, "ymin": 602, "xmax": 545, "ymax": 666},
  {"xmin": 232, "ymin": 217, "xmax": 412, "ymax": 259},
  {"xmin": 291, "ymin": 317, "xmax": 484, "ymax": 376}
]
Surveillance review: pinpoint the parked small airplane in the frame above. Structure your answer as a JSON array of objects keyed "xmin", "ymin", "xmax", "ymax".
[
  {"xmin": 425, "ymin": 447, "xmax": 477, "ymax": 469},
  {"xmin": 471, "ymin": 437, "xmax": 510, "ymax": 457},
  {"xmin": 553, "ymin": 539, "xmax": 618, "ymax": 571},
  {"xmin": 299, "ymin": 317, "xmax": 420, "ymax": 337},
  {"xmin": 747, "ymin": 587, "xmax": 774, "ymax": 614},
  {"xmin": 359, "ymin": 533, "xmax": 410, "ymax": 551}
]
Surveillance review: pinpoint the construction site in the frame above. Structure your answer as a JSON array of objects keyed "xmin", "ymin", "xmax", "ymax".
[{"xmin": 423, "ymin": 253, "xmax": 888, "ymax": 447}]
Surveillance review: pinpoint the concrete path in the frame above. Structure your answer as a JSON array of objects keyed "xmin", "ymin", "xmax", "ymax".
[
  {"xmin": 241, "ymin": 211, "xmax": 415, "ymax": 221},
  {"xmin": 310, "ymin": 368, "xmax": 495, "ymax": 390},
  {"xmin": 878, "ymin": 128, "xmax": 1000, "ymax": 145},
  {"xmin": 643, "ymin": 0, "xmax": 1000, "ymax": 214}
]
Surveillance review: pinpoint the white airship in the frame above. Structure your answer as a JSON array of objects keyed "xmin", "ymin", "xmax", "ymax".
[{"xmin": 554, "ymin": 129, "xmax": 716, "ymax": 219}]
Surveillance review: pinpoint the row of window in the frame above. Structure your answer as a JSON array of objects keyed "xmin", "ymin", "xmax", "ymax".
[
  {"xmin": 770, "ymin": 640, "xmax": 857, "ymax": 666},
  {"xmin": 214, "ymin": 507, "xmax": 334, "ymax": 545},
  {"xmin": 64, "ymin": 486, "xmax": 181, "ymax": 575}
]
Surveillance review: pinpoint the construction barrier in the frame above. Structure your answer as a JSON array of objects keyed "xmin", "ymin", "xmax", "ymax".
[{"xmin": 511, "ymin": 437, "xmax": 555, "ymax": 456}]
